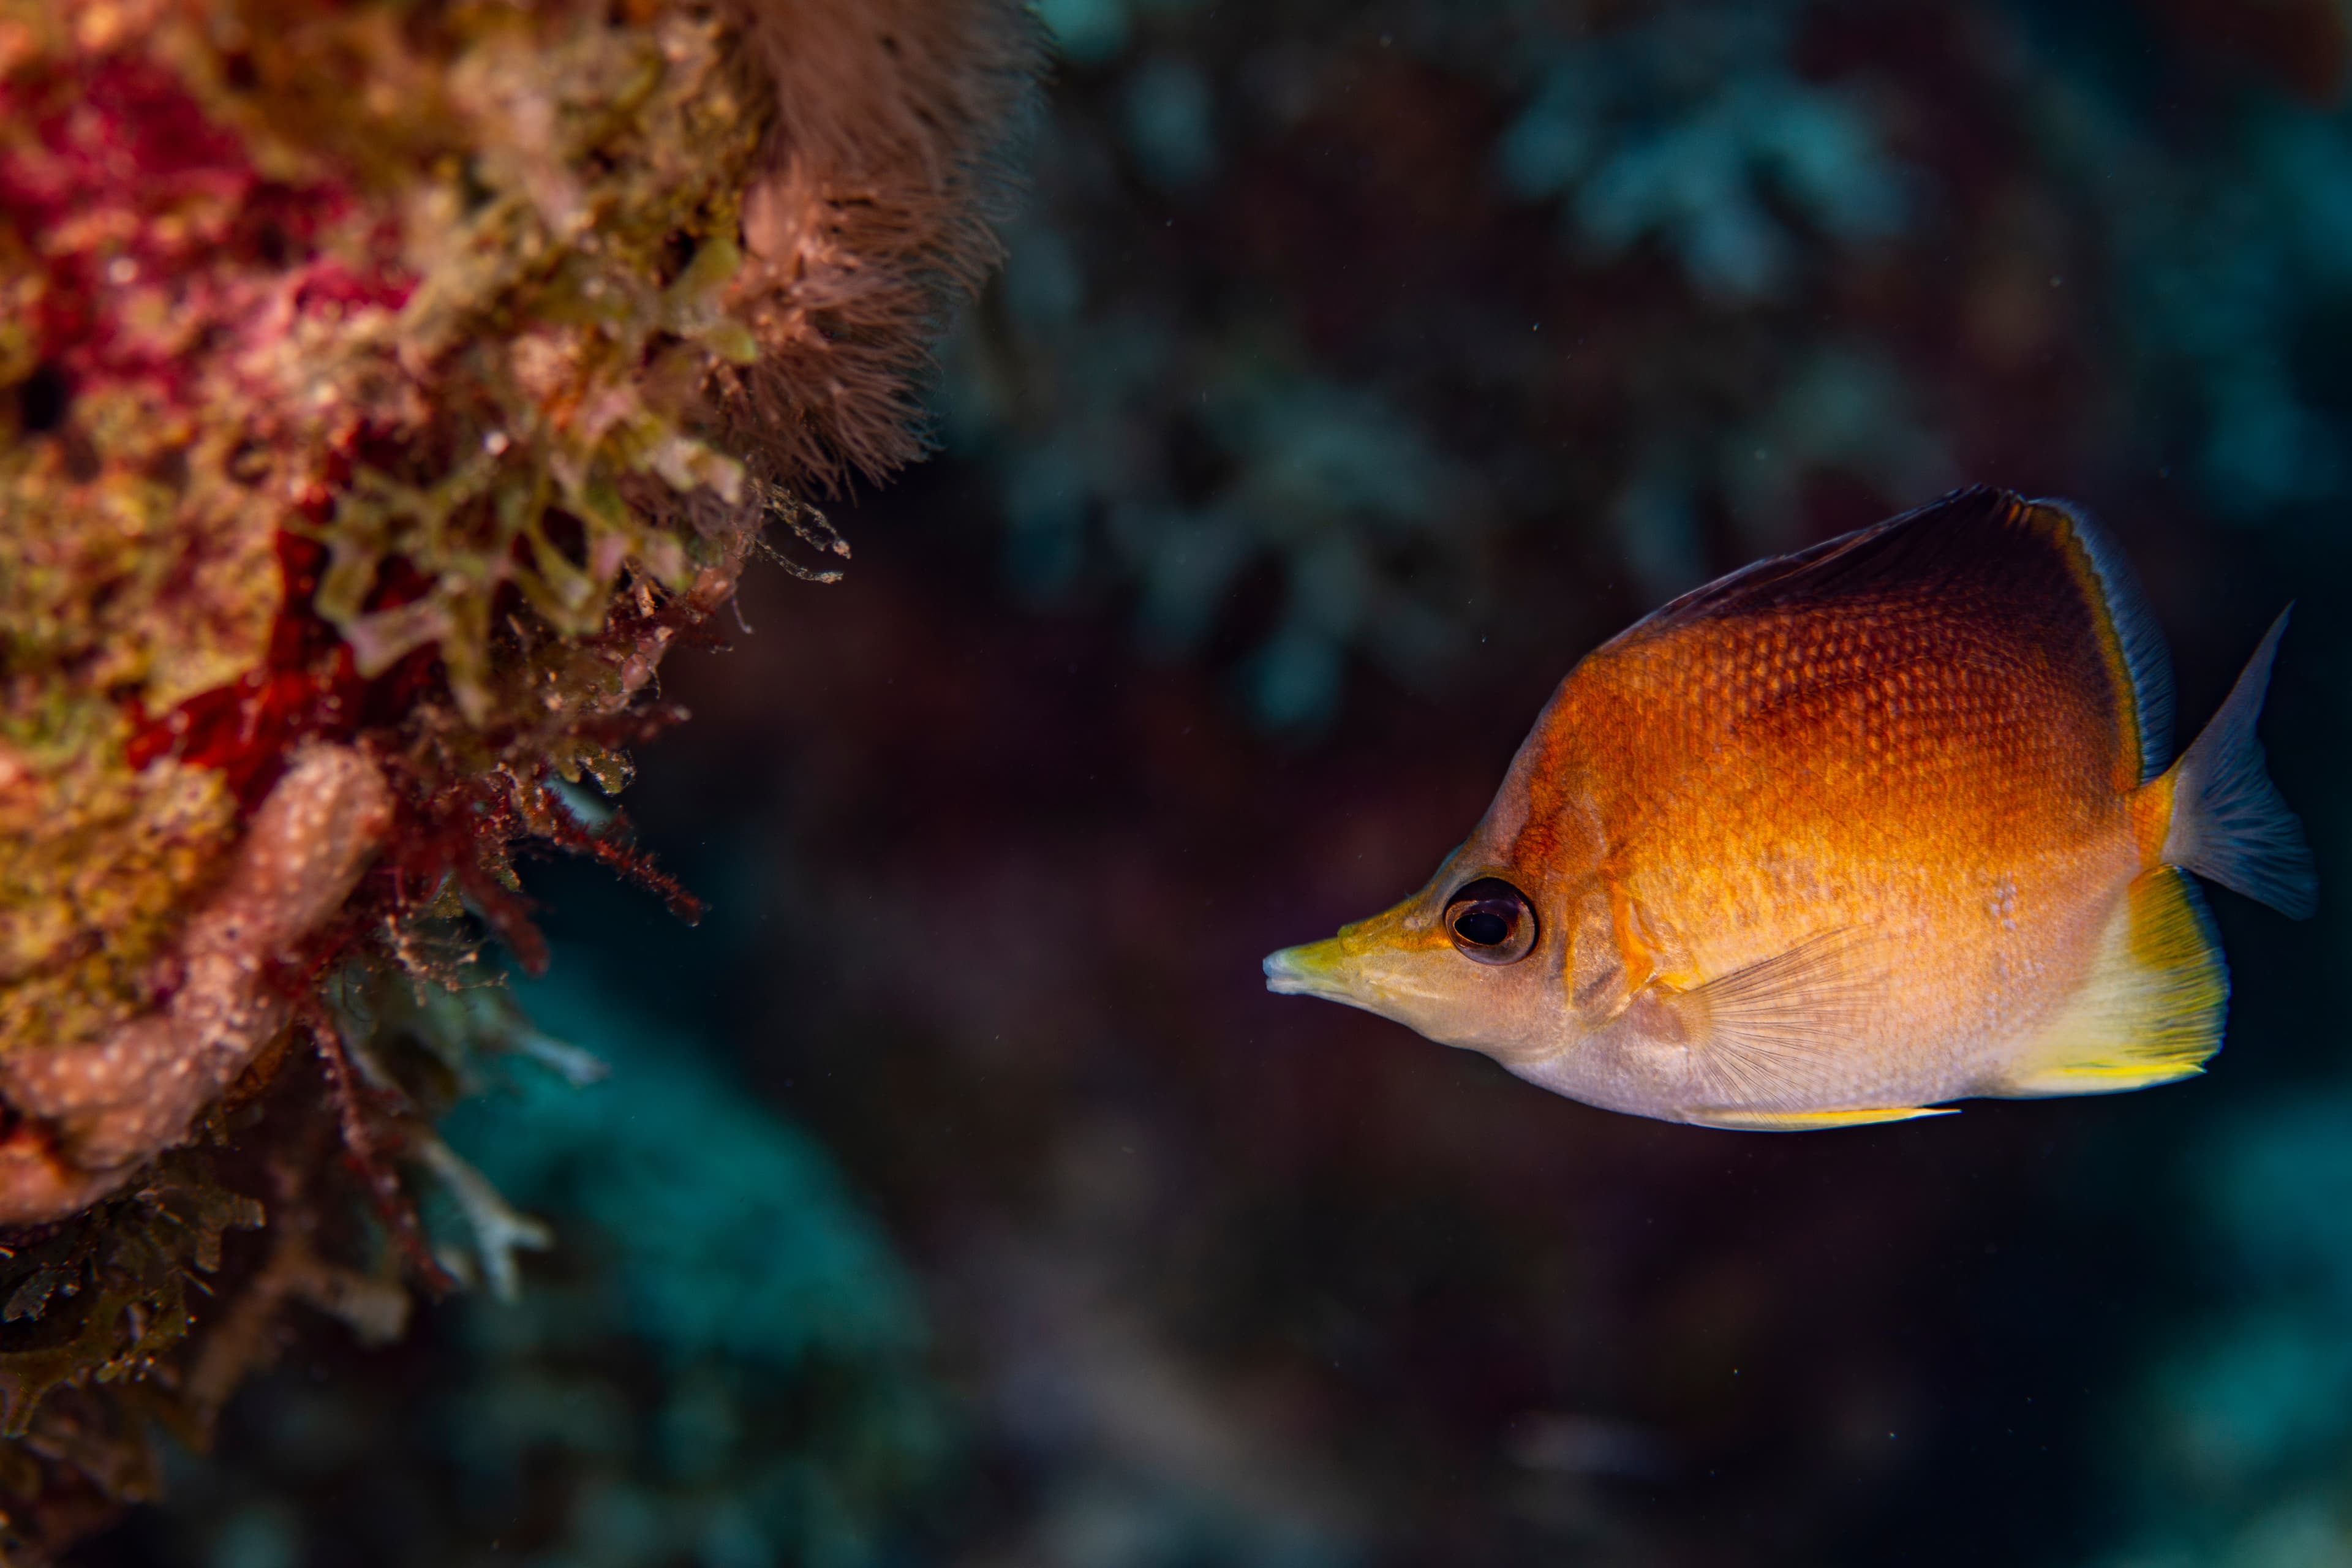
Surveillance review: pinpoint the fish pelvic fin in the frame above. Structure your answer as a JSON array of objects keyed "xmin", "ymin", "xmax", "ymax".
[
  {"xmin": 1684, "ymin": 1106, "xmax": 1956, "ymax": 1131},
  {"xmin": 2157, "ymin": 608, "xmax": 2318, "ymax": 918},
  {"xmin": 1992, "ymin": 865, "xmax": 2227, "ymax": 1098}
]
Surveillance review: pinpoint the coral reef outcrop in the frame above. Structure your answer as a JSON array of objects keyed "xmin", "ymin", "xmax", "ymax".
[{"xmin": 0, "ymin": 0, "xmax": 1034, "ymax": 1551}]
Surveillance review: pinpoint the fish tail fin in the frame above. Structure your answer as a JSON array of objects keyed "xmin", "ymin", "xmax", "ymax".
[
  {"xmin": 2158, "ymin": 608, "xmax": 2317, "ymax": 918},
  {"xmin": 1994, "ymin": 865, "xmax": 2228, "ymax": 1097}
]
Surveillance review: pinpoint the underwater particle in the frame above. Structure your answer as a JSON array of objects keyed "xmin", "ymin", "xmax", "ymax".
[{"xmin": 1265, "ymin": 488, "xmax": 2313, "ymax": 1128}]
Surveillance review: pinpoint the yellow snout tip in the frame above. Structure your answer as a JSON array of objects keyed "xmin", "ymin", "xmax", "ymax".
[{"xmin": 1262, "ymin": 938, "xmax": 1355, "ymax": 1001}]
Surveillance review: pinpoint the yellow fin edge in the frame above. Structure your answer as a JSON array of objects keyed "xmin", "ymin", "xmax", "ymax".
[
  {"xmin": 1992, "ymin": 864, "xmax": 2227, "ymax": 1098},
  {"xmin": 1687, "ymin": 1106, "xmax": 1957, "ymax": 1132}
]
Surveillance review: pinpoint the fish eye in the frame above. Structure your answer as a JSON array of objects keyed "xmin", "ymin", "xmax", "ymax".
[{"xmin": 1445, "ymin": 878, "xmax": 1537, "ymax": 965}]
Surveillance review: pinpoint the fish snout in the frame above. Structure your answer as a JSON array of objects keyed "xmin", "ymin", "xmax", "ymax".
[{"xmin": 1262, "ymin": 937, "xmax": 1357, "ymax": 1001}]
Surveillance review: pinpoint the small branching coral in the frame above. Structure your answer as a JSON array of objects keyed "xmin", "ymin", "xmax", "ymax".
[
  {"xmin": 0, "ymin": 0, "xmax": 1035, "ymax": 1551},
  {"xmin": 1495, "ymin": 3, "xmax": 1911, "ymax": 304}
]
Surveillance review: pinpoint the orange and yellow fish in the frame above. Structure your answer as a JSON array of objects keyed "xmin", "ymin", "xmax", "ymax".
[{"xmin": 1264, "ymin": 488, "xmax": 2315, "ymax": 1129}]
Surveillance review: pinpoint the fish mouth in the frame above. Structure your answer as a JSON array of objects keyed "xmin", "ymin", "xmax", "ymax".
[{"xmin": 1262, "ymin": 938, "xmax": 1368, "ymax": 1006}]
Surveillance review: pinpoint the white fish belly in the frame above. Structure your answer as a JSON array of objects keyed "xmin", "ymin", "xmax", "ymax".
[{"xmin": 1512, "ymin": 855, "xmax": 2141, "ymax": 1123}]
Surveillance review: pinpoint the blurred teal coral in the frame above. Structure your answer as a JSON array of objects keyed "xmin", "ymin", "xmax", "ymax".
[
  {"xmin": 1122, "ymin": 56, "xmax": 1219, "ymax": 189},
  {"xmin": 948, "ymin": 0, "xmax": 1945, "ymax": 732},
  {"xmin": 150, "ymin": 972, "xmax": 945, "ymax": 1568},
  {"xmin": 442, "ymin": 978, "xmax": 942, "ymax": 1567},
  {"xmin": 1497, "ymin": 4, "xmax": 1912, "ymax": 301},
  {"xmin": 446, "ymin": 979, "xmax": 928, "ymax": 1378},
  {"xmin": 2064, "ymin": 97, "xmax": 2352, "ymax": 522},
  {"xmin": 958, "ymin": 279, "xmax": 1479, "ymax": 728},
  {"xmin": 1038, "ymin": 0, "xmax": 1212, "ymax": 70},
  {"xmin": 954, "ymin": 0, "xmax": 2352, "ymax": 739},
  {"xmin": 1036, "ymin": 0, "xmax": 1132, "ymax": 68},
  {"xmin": 2084, "ymin": 1095, "xmax": 2352, "ymax": 1567}
]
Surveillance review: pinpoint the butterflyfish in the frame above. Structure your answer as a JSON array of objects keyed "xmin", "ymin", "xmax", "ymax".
[{"xmin": 1262, "ymin": 488, "xmax": 2316, "ymax": 1129}]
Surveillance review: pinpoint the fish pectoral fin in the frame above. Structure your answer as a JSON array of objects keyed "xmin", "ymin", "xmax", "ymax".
[
  {"xmin": 1684, "ymin": 1106, "xmax": 1956, "ymax": 1131},
  {"xmin": 1989, "ymin": 865, "xmax": 2225, "ymax": 1097},
  {"xmin": 1613, "ymin": 930, "xmax": 1902, "ymax": 1127},
  {"xmin": 1632, "ymin": 929, "xmax": 1880, "ymax": 1109}
]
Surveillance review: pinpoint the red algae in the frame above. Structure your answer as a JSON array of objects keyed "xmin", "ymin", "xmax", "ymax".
[{"xmin": 124, "ymin": 533, "xmax": 440, "ymax": 807}]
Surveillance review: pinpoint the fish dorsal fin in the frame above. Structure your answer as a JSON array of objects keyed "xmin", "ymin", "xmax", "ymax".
[
  {"xmin": 1618, "ymin": 929, "xmax": 1901, "ymax": 1120},
  {"xmin": 1611, "ymin": 486, "xmax": 2176, "ymax": 786}
]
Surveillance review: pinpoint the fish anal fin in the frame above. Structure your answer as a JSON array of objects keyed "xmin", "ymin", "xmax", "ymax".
[
  {"xmin": 1687, "ymin": 1106, "xmax": 1955, "ymax": 1131},
  {"xmin": 1992, "ymin": 865, "xmax": 2227, "ymax": 1097}
]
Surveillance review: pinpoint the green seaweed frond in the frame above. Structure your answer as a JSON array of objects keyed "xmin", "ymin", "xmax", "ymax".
[
  {"xmin": 301, "ymin": 10, "xmax": 772, "ymax": 725},
  {"xmin": 0, "ymin": 1158, "xmax": 263, "ymax": 1441}
]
